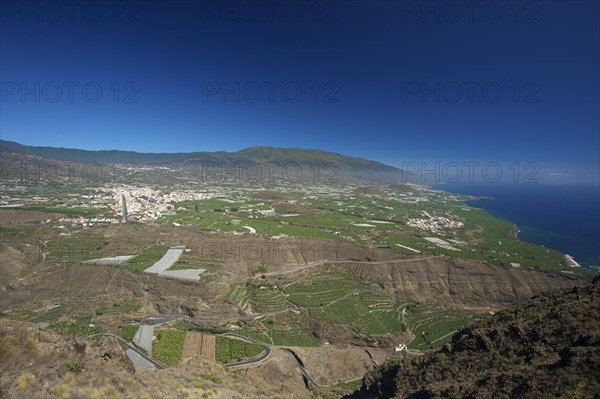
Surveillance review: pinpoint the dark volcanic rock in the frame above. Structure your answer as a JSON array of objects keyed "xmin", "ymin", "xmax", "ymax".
[{"xmin": 347, "ymin": 278, "xmax": 600, "ymax": 399}]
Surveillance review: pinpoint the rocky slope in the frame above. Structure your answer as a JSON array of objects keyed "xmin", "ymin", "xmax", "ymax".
[
  {"xmin": 342, "ymin": 257, "xmax": 588, "ymax": 307},
  {"xmin": 347, "ymin": 276, "xmax": 600, "ymax": 398}
]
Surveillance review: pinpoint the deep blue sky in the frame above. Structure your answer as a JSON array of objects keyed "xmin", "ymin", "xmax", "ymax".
[{"xmin": 1, "ymin": 0, "xmax": 598, "ymax": 183}]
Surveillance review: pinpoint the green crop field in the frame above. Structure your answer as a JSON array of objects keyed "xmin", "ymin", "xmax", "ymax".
[
  {"xmin": 120, "ymin": 324, "xmax": 139, "ymax": 341},
  {"xmin": 241, "ymin": 310, "xmax": 321, "ymax": 347},
  {"xmin": 283, "ymin": 269, "xmax": 405, "ymax": 336},
  {"xmin": 406, "ymin": 304, "xmax": 476, "ymax": 350},
  {"xmin": 167, "ymin": 253, "xmax": 218, "ymax": 271},
  {"xmin": 268, "ymin": 312, "xmax": 321, "ymax": 346},
  {"xmin": 11, "ymin": 205, "xmax": 110, "ymax": 217},
  {"xmin": 51, "ymin": 316, "xmax": 104, "ymax": 337},
  {"xmin": 121, "ymin": 245, "xmax": 169, "ymax": 272},
  {"xmin": 30, "ymin": 305, "xmax": 67, "ymax": 323},
  {"xmin": 226, "ymin": 283, "xmax": 250, "ymax": 311},
  {"xmin": 44, "ymin": 237, "xmax": 107, "ymax": 262},
  {"xmin": 215, "ymin": 336, "xmax": 264, "ymax": 364},
  {"xmin": 95, "ymin": 299, "xmax": 141, "ymax": 316},
  {"xmin": 246, "ymin": 283, "xmax": 289, "ymax": 313},
  {"xmin": 152, "ymin": 329, "xmax": 186, "ymax": 366},
  {"xmin": 159, "ymin": 188, "xmax": 572, "ymax": 271},
  {"xmin": 235, "ymin": 329, "xmax": 273, "ymax": 344}
]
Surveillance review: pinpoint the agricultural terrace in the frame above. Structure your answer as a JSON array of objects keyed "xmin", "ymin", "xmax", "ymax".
[
  {"xmin": 284, "ymin": 269, "xmax": 405, "ymax": 336},
  {"xmin": 215, "ymin": 336, "xmax": 264, "ymax": 364},
  {"xmin": 405, "ymin": 303, "xmax": 478, "ymax": 350}
]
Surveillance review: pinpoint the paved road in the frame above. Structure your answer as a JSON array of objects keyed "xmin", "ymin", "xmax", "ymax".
[
  {"xmin": 142, "ymin": 316, "xmax": 180, "ymax": 325},
  {"xmin": 90, "ymin": 321, "xmax": 364, "ymax": 387},
  {"xmin": 281, "ymin": 348, "xmax": 322, "ymax": 388},
  {"xmin": 261, "ymin": 255, "xmax": 441, "ymax": 277}
]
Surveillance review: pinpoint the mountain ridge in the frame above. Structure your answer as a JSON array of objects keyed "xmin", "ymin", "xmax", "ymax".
[{"xmin": 0, "ymin": 139, "xmax": 400, "ymax": 172}]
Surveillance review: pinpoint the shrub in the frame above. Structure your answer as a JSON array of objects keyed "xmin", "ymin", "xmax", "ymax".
[
  {"xmin": 17, "ymin": 372, "xmax": 36, "ymax": 391},
  {"xmin": 65, "ymin": 359, "xmax": 84, "ymax": 373}
]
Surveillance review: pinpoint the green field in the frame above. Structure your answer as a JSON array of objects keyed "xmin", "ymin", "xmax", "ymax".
[
  {"xmin": 167, "ymin": 252, "xmax": 218, "ymax": 271},
  {"xmin": 226, "ymin": 283, "xmax": 250, "ymax": 311},
  {"xmin": 121, "ymin": 245, "xmax": 169, "ymax": 272},
  {"xmin": 51, "ymin": 316, "xmax": 104, "ymax": 337},
  {"xmin": 120, "ymin": 324, "xmax": 139, "ymax": 341},
  {"xmin": 30, "ymin": 305, "xmax": 67, "ymax": 323},
  {"xmin": 215, "ymin": 336, "xmax": 264, "ymax": 364},
  {"xmin": 11, "ymin": 205, "xmax": 110, "ymax": 217},
  {"xmin": 284, "ymin": 269, "xmax": 405, "ymax": 336},
  {"xmin": 264, "ymin": 312, "xmax": 321, "ymax": 346},
  {"xmin": 95, "ymin": 299, "xmax": 141, "ymax": 316},
  {"xmin": 162, "ymin": 188, "xmax": 573, "ymax": 270},
  {"xmin": 45, "ymin": 237, "xmax": 107, "ymax": 262},
  {"xmin": 246, "ymin": 283, "xmax": 288, "ymax": 313},
  {"xmin": 237, "ymin": 308, "xmax": 321, "ymax": 347},
  {"xmin": 406, "ymin": 304, "xmax": 476, "ymax": 350},
  {"xmin": 152, "ymin": 329, "xmax": 186, "ymax": 366}
]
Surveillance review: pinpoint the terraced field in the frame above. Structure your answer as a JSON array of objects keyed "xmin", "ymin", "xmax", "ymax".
[
  {"xmin": 246, "ymin": 283, "xmax": 289, "ymax": 313},
  {"xmin": 30, "ymin": 305, "xmax": 67, "ymax": 323},
  {"xmin": 284, "ymin": 269, "xmax": 405, "ymax": 336},
  {"xmin": 406, "ymin": 304, "xmax": 476, "ymax": 350},
  {"xmin": 95, "ymin": 299, "xmax": 141, "ymax": 316},
  {"xmin": 237, "ymin": 309, "xmax": 321, "ymax": 346},
  {"xmin": 226, "ymin": 283, "xmax": 250, "ymax": 311}
]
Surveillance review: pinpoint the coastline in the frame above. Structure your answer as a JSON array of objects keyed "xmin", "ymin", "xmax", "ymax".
[{"xmin": 436, "ymin": 183, "xmax": 599, "ymax": 270}]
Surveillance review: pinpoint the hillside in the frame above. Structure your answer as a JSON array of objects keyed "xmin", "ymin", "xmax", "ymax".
[
  {"xmin": 0, "ymin": 140, "xmax": 402, "ymax": 181},
  {"xmin": 347, "ymin": 276, "xmax": 600, "ymax": 399}
]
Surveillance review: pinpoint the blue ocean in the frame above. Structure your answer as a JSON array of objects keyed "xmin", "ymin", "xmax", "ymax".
[{"xmin": 433, "ymin": 183, "xmax": 600, "ymax": 269}]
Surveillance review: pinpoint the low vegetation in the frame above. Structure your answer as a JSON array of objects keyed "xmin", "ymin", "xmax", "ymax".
[
  {"xmin": 120, "ymin": 324, "xmax": 139, "ymax": 341},
  {"xmin": 121, "ymin": 245, "xmax": 169, "ymax": 272},
  {"xmin": 215, "ymin": 336, "xmax": 264, "ymax": 364},
  {"xmin": 152, "ymin": 329, "xmax": 186, "ymax": 366},
  {"xmin": 51, "ymin": 316, "xmax": 104, "ymax": 337},
  {"xmin": 95, "ymin": 299, "xmax": 141, "ymax": 316},
  {"xmin": 30, "ymin": 305, "xmax": 66, "ymax": 323},
  {"xmin": 351, "ymin": 279, "xmax": 600, "ymax": 398}
]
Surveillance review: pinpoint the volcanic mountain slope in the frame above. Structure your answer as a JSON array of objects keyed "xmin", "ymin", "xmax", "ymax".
[
  {"xmin": 341, "ymin": 257, "xmax": 588, "ymax": 307},
  {"xmin": 346, "ymin": 276, "xmax": 600, "ymax": 399},
  {"xmin": 0, "ymin": 140, "xmax": 403, "ymax": 182}
]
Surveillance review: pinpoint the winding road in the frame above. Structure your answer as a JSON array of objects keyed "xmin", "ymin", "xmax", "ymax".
[
  {"xmin": 261, "ymin": 255, "xmax": 442, "ymax": 277},
  {"xmin": 281, "ymin": 348, "xmax": 322, "ymax": 388},
  {"xmin": 220, "ymin": 333, "xmax": 272, "ymax": 368}
]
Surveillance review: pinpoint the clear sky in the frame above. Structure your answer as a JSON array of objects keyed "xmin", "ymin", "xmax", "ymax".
[{"xmin": 1, "ymin": 0, "xmax": 598, "ymax": 183}]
